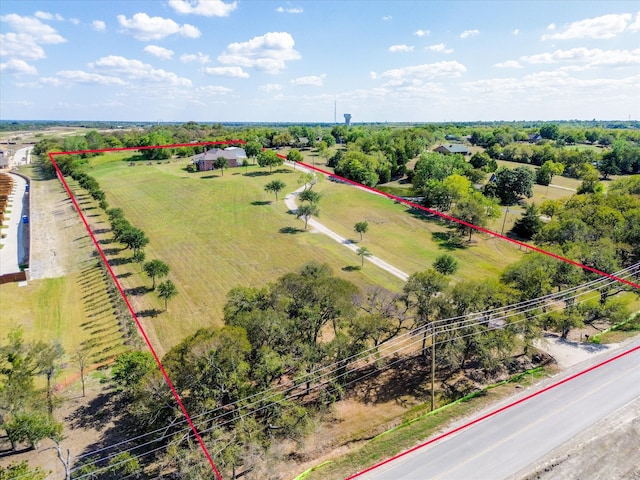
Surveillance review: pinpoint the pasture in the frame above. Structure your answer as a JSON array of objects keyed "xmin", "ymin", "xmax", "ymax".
[{"xmin": 85, "ymin": 154, "xmax": 529, "ymax": 353}]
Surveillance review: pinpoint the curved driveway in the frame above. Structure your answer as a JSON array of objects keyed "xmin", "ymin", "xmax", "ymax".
[{"xmin": 284, "ymin": 182, "xmax": 409, "ymax": 282}]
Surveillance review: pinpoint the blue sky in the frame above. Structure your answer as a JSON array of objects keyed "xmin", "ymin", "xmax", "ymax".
[{"xmin": 1, "ymin": 0, "xmax": 639, "ymax": 122}]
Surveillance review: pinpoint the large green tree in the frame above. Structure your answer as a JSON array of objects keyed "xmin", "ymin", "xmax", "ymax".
[
  {"xmin": 143, "ymin": 259, "xmax": 170, "ymax": 290},
  {"xmin": 264, "ymin": 180, "xmax": 286, "ymax": 201},
  {"xmin": 157, "ymin": 279, "xmax": 178, "ymax": 311},
  {"xmin": 257, "ymin": 149, "xmax": 284, "ymax": 173}
]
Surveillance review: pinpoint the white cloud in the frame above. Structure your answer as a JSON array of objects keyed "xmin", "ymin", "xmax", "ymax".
[
  {"xmin": 205, "ymin": 66, "xmax": 249, "ymax": 78},
  {"xmin": 425, "ymin": 43, "xmax": 453, "ymax": 54},
  {"xmin": 69, "ymin": 18, "xmax": 80, "ymax": 26},
  {"xmin": 276, "ymin": 6, "xmax": 304, "ymax": 14},
  {"xmin": 0, "ymin": 13, "xmax": 66, "ymax": 44},
  {"xmin": 181, "ymin": 52, "xmax": 210, "ymax": 64},
  {"xmin": 512, "ymin": 29, "xmax": 519, "ymax": 35},
  {"xmin": 144, "ymin": 45, "xmax": 174, "ymax": 60},
  {"xmin": 34, "ymin": 11, "xmax": 64, "ymax": 21},
  {"xmin": 547, "ymin": 23, "xmax": 556, "ymax": 30},
  {"xmin": 0, "ymin": 32, "xmax": 46, "ymax": 60},
  {"xmin": 291, "ymin": 74, "xmax": 326, "ymax": 86},
  {"xmin": 217, "ymin": 32, "xmax": 301, "ymax": 74},
  {"xmin": 542, "ymin": 13, "xmax": 632, "ymax": 40},
  {"xmin": 117, "ymin": 13, "xmax": 201, "ymax": 41},
  {"xmin": 91, "ymin": 55, "xmax": 192, "ymax": 86},
  {"xmin": 460, "ymin": 70, "xmax": 640, "ymax": 102},
  {"xmin": 460, "ymin": 29, "xmax": 479, "ymax": 39},
  {"xmin": 169, "ymin": 0, "xmax": 237, "ymax": 17},
  {"xmin": 522, "ymin": 47, "xmax": 640, "ymax": 69},
  {"xmin": 382, "ymin": 16, "xmax": 392, "ymax": 21},
  {"xmin": 629, "ymin": 12, "xmax": 640, "ymax": 31},
  {"xmin": 259, "ymin": 83, "xmax": 283, "ymax": 92},
  {"xmin": 414, "ymin": 29, "xmax": 430, "ymax": 37},
  {"xmin": 93, "ymin": 20, "xmax": 106, "ymax": 31},
  {"xmin": 0, "ymin": 59, "xmax": 38, "ymax": 75},
  {"xmin": 197, "ymin": 85, "xmax": 232, "ymax": 95},
  {"xmin": 494, "ymin": 60, "xmax": 523, "ymax": 68},
  {"xmin": 53, "ymin": 70, "xmax": 127, "ymax": 86},
  {"xmin": 389, "ymin": 44, "xmax": 414, "ymax": 53},
  {"xmin": 372, "ymin": 61, "xmax": 466, "ymax": 87}
]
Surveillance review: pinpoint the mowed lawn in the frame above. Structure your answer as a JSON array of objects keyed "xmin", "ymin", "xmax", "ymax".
[
  {"xmin": 310, "ymin": 181, "xmax": 525, "ymax": 282},
  {"xmin": 89, "ymin": 157, "xmax": 406, "ymax": 352}
]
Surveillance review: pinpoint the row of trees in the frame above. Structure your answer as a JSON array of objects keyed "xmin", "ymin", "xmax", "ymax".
[{"xmin": 103, "ymin": 238, "xmax": 635, "ymax": 478}]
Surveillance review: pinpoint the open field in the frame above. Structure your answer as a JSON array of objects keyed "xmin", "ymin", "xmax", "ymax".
[
  {"xmin": 81, "ymin": 152, "xmax": 532, "ymax": 353},
  {"xmin": 87, "ymin": 156, "xmax": 410, "ymax": 353}
]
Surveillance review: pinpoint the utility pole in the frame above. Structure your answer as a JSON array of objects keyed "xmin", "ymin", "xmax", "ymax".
[
  {"xmin": 500, "ymin": 207, "xmax": 509, "ymax": 235},
  {"xmin": 431, "ymin": 325, "xmax": 436, "ymax": 411}
]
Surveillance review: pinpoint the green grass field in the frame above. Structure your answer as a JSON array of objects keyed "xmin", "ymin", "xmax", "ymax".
[
  {"xmin": 84, "ymin": 154, "xmax": 530, "ymax": 352},
  {"xmin": 0, "ymin": 270, "xmax": 127, "ymax": 382}
]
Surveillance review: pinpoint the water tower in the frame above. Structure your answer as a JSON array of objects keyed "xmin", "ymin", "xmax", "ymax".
[{"xmin": 344, "ymin": 113, "xmax": 352, "ymax": 126}]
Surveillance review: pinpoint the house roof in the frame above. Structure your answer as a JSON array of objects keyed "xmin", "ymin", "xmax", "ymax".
[
  {"xmin": 193, "ymin": 147, "xmax": 247, "ymax": 162},
  {"xmin": 435, "ymin": 144, "xmax": 470, "ymax": 154}
]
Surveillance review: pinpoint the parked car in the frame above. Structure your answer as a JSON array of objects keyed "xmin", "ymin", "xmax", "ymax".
[{"xmin": 22, "ymin": 215, "xmax": 28, "ymax": 224}]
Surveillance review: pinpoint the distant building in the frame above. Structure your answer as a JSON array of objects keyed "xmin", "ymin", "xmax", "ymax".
[
  {"xmin": 434, "ymin": 144, "xmax": 470, "ymax": 156},
  {"xmin": 528, "ymin": 133, "xmax": 542, "ymax": 143},
  {"xmin": 192, "ymin": 147, "xmax": 247, "ymax": 171},
  {"xmin": 0, "ymin": 151, "xmax": 8, "ymax": 169},
  {"xmin": 344, "ymin": 113, "xmax": 352, "ymax": 126}
]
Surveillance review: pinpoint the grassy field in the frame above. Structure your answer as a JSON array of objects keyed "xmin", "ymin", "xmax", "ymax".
[
  {"xmin": 0, "ymin": 271, "xmax": 127, "ymax": 363},
  {"xmin": 88, "ymin": 156, "xmax": 409, "ymax": 353},
  {"xmin": 83, "ymin": 153, "xmax": 533, "ymax": 353}
]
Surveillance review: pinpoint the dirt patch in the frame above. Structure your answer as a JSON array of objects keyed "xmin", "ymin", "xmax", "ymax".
[
  {"xmin": 0, "ymin": 373, "xmax": 125, "ymax": 478},
  {"xmin": 26, "ymin": 167, "xmax": 94, "ymax": 280}
]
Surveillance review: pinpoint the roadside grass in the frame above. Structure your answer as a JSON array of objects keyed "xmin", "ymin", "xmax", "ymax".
[
  {"xmin": 301, "ymin": 367, "xmax": 551, "ymax": 480},
  {"xmin": 0, "ymin": 271, "xmax": 126, "ymax": 384}
]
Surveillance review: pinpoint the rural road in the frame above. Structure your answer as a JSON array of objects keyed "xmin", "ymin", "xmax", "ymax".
[
  {"xmin": 354, "ymin": 338, "xmax": 640, "ymax": 480},
  {"xmin": 0, "ymin": 172, "xmax": 28, "ymax": 275},
  {"xmin": 11, "ymin": 146, "xmax": 33, "ymax": 167},
  {"xmin": 284, "ymin": 183, "xmax": 409, "ymax": 282}
]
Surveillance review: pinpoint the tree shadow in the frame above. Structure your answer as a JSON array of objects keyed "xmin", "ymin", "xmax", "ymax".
[
  {"xmin": 108, "ymin": 257, "xmax": 133, "ymax": 266},
  {"xmin": 200, "ymin": 175, "xmax": 218, "ymax": 179},
  {"xmin": 279, "ymin": 226, "xmax": 304, "ymax": 234},
  {"xmin": 124, "ymin": 285, "xmax": 148, "ymax": 296},
  {"xmin": 116, "ymin": 272, "xmax": 132, "ymax": 279},
  {"xmin": 432, "ymin": 232, "xmax": 466, "ymax": 250},
  {"xmin": 137, "ymin": 308, "xmax": 163, "ymax": 318},
  {"xmin": 101, "ymin": 247, "xmax": 123, "ymax": 256},
  {"xmin": 243, "ymin": 171, "xmax": 271, "ymax": 177},
  {"xmin": 251, "ymin": 201, "xmax": 271, "ymax": 206},
  {"xmin": 342, "ymin": 265, "xmax": 362, "ymax": 272}
]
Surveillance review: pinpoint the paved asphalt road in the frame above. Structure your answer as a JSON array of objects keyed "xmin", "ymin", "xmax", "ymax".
[
  {"xmin": 0, "ymin": 172, "xmax": 28, "ymax": 275},
  {"xmin": 355, "ymin": 340, "xmax": 640, "ymax": 480}
]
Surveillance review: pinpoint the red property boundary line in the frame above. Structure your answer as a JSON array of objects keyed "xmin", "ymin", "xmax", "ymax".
[
  {"xmin": 346, "ymin": 343, "xmax": 640, "ymax": 479},
  {"xmin": 46, "ymin": 142, "xmax": 639, "ymax": 480},
  {"xmin": 48, "ymin": 141, "xmax": 243, "ymax": 480}
]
